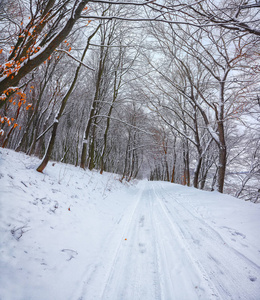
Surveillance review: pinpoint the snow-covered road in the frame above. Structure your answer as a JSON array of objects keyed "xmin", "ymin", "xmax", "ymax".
[
  {"xmin": 93, "ymin": 182, "xmax": 210, "ymax": 300},
  {"xmin": 1, "ymin": 150, "xmax": 260, "ymax": 300},
  {"xmin": 73, "ymin": 181, "xmax": 260, "ymax": 300}
]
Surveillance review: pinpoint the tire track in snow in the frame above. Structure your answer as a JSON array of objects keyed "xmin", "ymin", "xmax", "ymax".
[
  {"xmin": 151, "ymin": 183, "xmax": 220, "ymax": 300},
  {"xmin": 99, "ymin": 182, "xmax": 219, "ymax": 300},
  {"xmin": 164, "ymin": 188, "xmax": 260, "ymax": 270},
  {"xmin": 99, "ymin": 188, "xmax": 145, "ymax": 300},
  {"xmin": 73, "ymin": 181, "xmax": 260, "ymax": 300},
  {"xmin": 154, "ymin": 182, "xmax": 260, "ymax": 300},
  {"xmin": 72, "ymin": 184, "xmax": 145, "ymax": 300},
  {"xmin": 99, "ymin": 184, "xmax": 162, "ymax": 300}
]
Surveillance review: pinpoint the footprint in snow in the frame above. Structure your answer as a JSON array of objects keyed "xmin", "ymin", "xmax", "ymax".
[
  {"xmin": 249, "ymin": 275, "xmax": 257, "ymax": 282},
  {"xmin": 61, "ymin": 249, "xmax": 78, "ymax": 261},
  {"xmin": 138, "ymin": 243, "xmax": 146, "ymax": 254},
  {"xmin": 139, "ymin": 215, "xmax": 145, "ymax": 227},
  {"xmin": 232, "ymin": 231, "xmax": 246, "ymax": 239},
  {"xmin": 11, "ymin": 225, "xmax": 29, "ymax": 240}
]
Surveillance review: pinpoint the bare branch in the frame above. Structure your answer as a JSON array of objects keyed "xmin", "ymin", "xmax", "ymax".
[{"xmin": 55, "ymin": 49, "xmax": 95, "ymax": 71}]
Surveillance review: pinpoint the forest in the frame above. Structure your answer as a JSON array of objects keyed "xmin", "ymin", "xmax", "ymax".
[{"xmin": 0, "ymin": 0, "xmax": 259, "ymax": 201}]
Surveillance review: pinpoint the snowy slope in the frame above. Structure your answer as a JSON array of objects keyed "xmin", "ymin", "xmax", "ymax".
[{"xmin": 0, "ymin": 149, "xmax": 260, "ymax": 300}]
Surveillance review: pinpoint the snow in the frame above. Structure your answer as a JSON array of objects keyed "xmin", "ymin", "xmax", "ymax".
[
  {"xmin": 207, "ymin": 124, "xmax": 220, "ymax": 144},
  {"xmin": 0, "ymin": 148, "xmax": 260, "ymax": 300}
]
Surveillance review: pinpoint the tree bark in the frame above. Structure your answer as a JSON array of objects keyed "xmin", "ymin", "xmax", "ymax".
[
  {"xmin": 217, "ymin": 121, "xmax": 227, "ymax": 193},
  {"xmin": 36, "ymin": 121, "xmax": 58, "ymax": 172}
]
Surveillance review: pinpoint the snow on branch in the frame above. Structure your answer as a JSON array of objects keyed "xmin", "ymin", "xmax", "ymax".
[
  {"xmin": 240, "ymin": 3, "xmax": 260, "ymax": 9},
  {"xmin": 91, "ymin": 115, "xmax": 154, "ymax": 135},
  {"xmin": 80, "ymin": 15, "xmax": 205, "ymax": 28},
  {"xmin": 89, "ymin": 0, "xmax": 156, "ymax": 5},
  {"xmin": 207, "ymin": 125, "xmax": 220, "ymax": 145},
  {"xmin": 35, "ymin": 122, "xmax": 55, "ymax": 142},
  {"xmin": 55, "ymin": 49, "xmax": 95, "ymax": 71}
]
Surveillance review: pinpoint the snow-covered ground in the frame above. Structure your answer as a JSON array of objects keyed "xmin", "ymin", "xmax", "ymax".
[{"xmin": 0, "ymin": 149, "xmax": 260, "ymax": 300}]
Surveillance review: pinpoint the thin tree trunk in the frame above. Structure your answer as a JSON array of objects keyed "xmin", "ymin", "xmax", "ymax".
[
  {"xmin": 217, "ymin": 79, "xmax": 227, "ymax": 193},
  {"xmin": 36, "ymin": 26, "xmax": 100, "ymax": 172},
  {"xmin": 192, "ymin": 109, "xmax": 202, "ymax": 188},
  {"xmin": 80, "ymin": 15, "xmax": 115, "ymax": 169},
  {"xmin": 182, "ymin": 139, "xmax": 190, "ymax": 186},
  {"xmin": 171, "ymin": 165, "xmax": 175, "ymax": 183},
  {"xmin": 80, "ymin": 64, "xmax": 104, "ymax": 168},
  {"xmin": 88, "ymin": 121, "xmax": 97, "ymax": 170},
  {"xmin": 217, "ymin": 121, "xmax": 226, "ymax": 193},
  {"xmin": 193, "ymin": 155, "xmax": 202, "ymax": 188},
  {"xmin": 36, "ymin": 121, "xmax": 59, "ymax": 172},
  {"xmin": 100, "ymin": 70, "xmax": 121, "ymax": 174},
  {"xmin": 100, "ymin": 111, "xmax": 112, "ymax": 174}
]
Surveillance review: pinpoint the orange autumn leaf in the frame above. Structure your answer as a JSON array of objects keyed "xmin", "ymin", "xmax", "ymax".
[
  {"xmin": 13, "ymin": 123, "xmax": 18, "ymax": 128},
  {"xmin": 5, "ymin": 62, "xmax": 13, "ymax": 68},
  {"xmin": 0, "ymin": 49, "xmax": 3, "ymax": 54},
  {"xmin": 69, "ymin": 47, "xmax": 71, "ymax": 52}
]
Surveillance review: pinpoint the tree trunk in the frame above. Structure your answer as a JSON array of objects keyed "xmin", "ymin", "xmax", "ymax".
[
  {"xmin": 217, "ymin": 79, "xmax": 227, "ymax": 193},
  {"xmin": 183, "ymin": 140, "xmax": 190, "ymax": 186},
  {"xmin": 36, "ymin": 26, "xmax": 100, "ymax": 172},
  {"xmin": 80, "ymin": 52, "xmax": 104, "ymax": 169},
  {"xmin": 171, "ymin": 165, "xmax": 175, "ymax": 183},
  {"xmin": 193, "ymin": 156, "xmax": 202, "ymax": 188},
  {"xmin": 88, "ymin": 122, "xmax": 97, "ymax": 170},
  {"xmin": 164, "ymin": 150, "xmax": 170, "ymax": 181},
  {"xmin": 100, "ymin": 103, "xmax": 114, "ymax": 174},
  {"xmin": 80, "ymin": 103, "xmax": 97, "ymax": 169},
  {"xmin": 217, "ymin": 121, "xmax": 226, "ymax": 193},
  {"xmin": 36, "ymin": 121, "xmax": 58, "ymax": 172}
]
